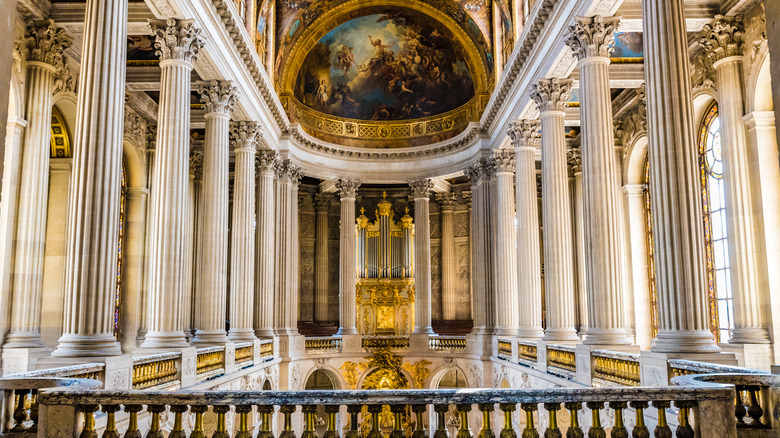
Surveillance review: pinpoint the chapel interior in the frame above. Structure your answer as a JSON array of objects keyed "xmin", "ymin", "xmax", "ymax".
[{"xmin": 0, "ymin": 0, "xmax": 778, "ymax": 436}]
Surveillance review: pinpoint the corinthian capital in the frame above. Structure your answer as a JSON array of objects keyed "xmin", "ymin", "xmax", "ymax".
[
  {"xmin": 22, "ymin": 19, "xmax": 72, "ymax": 68},
  {"xmin": 491, "ymin": 149, "xmax": 516, "ymax": 173},
  {"xmin": 256, "ymin": 150, "xmax": 278, "ymax": 175},
  {"xmin": 230, "ymin": 121, "xmax": 261, "ymax": 150},
  {"xmin": 700, "ymin": 15, "xmax": 745, "ymax": 63},
  {"xmin": 149, "ymin": 18, "xmax": 204, "ymax": 63},
  {"xmin": 196, "ymin": 80, "xmax": 239, "ymax": 115},
  {"xmin": 567, "ymin": 148, "xmax": 582, "ymax": 176},
  {"xmin": 531, "ymin": 78, "xmax": 573, "ymax": 113},
  {"xmin": 189, "ymin": 150, "xmax": 203, "ymax": 179},
  {"xmin": 314, "ymin": 193, "xmax": 333, "ymax": 210},
  {"xmin": 565, "ymin": 15, "xmax": 620, "ymax": 60},
  {"xmin": 435, "ymin": 192, "xmax": 458, "ymax": 211},
  {"xmin": 409, "ymin": 179, "xmax": 434, "ymax": 198},
  {"xmin": 336, "ymin": 179, "xmax": 361, "ymax": 199},
  {"xmin": 507, "ymin": 120, "xmax": 541, "ymax": 149}
]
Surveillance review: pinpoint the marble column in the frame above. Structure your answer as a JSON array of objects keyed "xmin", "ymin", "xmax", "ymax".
[
  {"xmin": 141, "ymin": 18, "xmax": 204, "ymax": 349},
  {"xmin": 465, "ymin": 163, "xmax": 489, "ymax": 334},
  {"xmin": 567, "ymin": 148, "xmax": 588, "ymax": 335},
  {"xmin": 274, "ymin": 162, "xmax": 301, "ymax": 335},
  {"xmin": 508, "ymin": 120, "xmax": 544, "ymax": 340},
  {"xmin": 336, "ymin": 179, "xmax": 360, "ymax": 335},
  {"xmin": 254, "ymin": 151, "xmax": 277, "ymax": 338},
  {"xmin": 314, "ymin": 193, "xmax": 332, "ymax": 322},
  {"xmin": 565, "ymin": 16, "xmax": 631, "ymax": 346},
  {"xmin": 642, "ymin": 0, "xmax": 719, "ymax": 352},
  {"xmin": 6, "ymin": 21, "xmax": 72, "ymax": 348},
  {"xmin": 700, "ymin": 16, "xmax": 770, "ymax": 344},
  {"xmin": 624, "ymin": 184, "xmax": 653, "ymax": 350},
  {"xmin": 435, "ymin": 192, "xmax": 457, "ymax": 321},
  {"xmin": 190, "ymin": 81, "xmax": 237, "ymax": 345},
  {"xmin": 228, "ymin": 122, "xmax": 261, "ymax": 342},
  {"xmin": 491, "ymin": 150, "xmax": 520, "ymax": 336},
  {"xmin": 119, "ymin": 186, "xmax": 148, "ymax": 351},
  {"xmin": 180, "ymin": 153, "xmax": 198, "ymax": 339},
  {"xmin": 531, "ymin": 78, "xmax": 580, "ymax": 342},
  {"xmin": 410, "ymin": 179, "xmax": 435, "ymax": 335},
  {"xmin": 138, "ymin": 127, "xmax": 156, "ymax": 342}
]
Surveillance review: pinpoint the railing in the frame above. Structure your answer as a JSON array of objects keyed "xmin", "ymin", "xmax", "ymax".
[
  {"xmin": 6, "ymin": 362, "xmax": 106, "ymax": 383},
  {"xmin": 497, "ymin": 339, "xmax": 512, "ymax": 359},
  {"xmin": 235, "ymin": 342, "xmax": 254, "ymax": 366},
  {"xmin": 547, "ymin": 344, "xmax": 576, "ymax": 374},
  {"xmin": 517, "ymin": 341, "xmax": 537, "ymax": 363},
  {"xmin": 37, "ymin": 382, "xmax": 739, "ymax": 437},
  {"xmin": 196, "ymin": 346, "xmax": 226, "ymax": 380},
  {"xmin": 592, "ymin": 350, "xmax": 641, "ymax": 387},
  {"xmin": 669, "ymin": 359, "xmax": 767, "ymax": 379},
  {"xmin": 362, "ymin": 336, "xmax": 410, "ymax": 350},
  {"xmin": 132, "ymin": 353, "xmax": 180, "ymax": 390},
  {"xmin": 305, "ymin": 336, "xmax": 343, "ymax": 352},
  {"xmin": 429, "ymin": 336, "xmax": 466, "ymax": 351}
]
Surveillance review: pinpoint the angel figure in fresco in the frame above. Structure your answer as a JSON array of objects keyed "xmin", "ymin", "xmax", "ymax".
[
  {"xmin": 336, "ymin": 45, "xmax": 355, "ymax": 73},
  {"xmin": 368, "ymin": 35, "xmax": 395, "ymax": 60}
]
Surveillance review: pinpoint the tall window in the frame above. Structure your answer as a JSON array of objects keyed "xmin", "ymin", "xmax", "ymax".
[
  {"xmin": 699, "ymin": 102, "xmax": 732, "ymax": 342},
  {"xmin": 114, "ymin": 163, "xmax": 127, "ymax": 338},
  {"xmin": 643, "ymin": 160, "xmax": 658, "ymax": 337}
]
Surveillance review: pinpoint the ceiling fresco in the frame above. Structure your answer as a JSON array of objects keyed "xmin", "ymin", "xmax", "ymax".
[{"xmin": 293, "ymin": 11, "xmax": 476, "ymax": 121}]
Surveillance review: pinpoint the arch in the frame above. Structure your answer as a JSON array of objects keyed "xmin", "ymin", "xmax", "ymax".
[
  {"xmin": 122, "ymin": 138, "xmax": 147, "ymax": 189},
  {"xmin": 7, "ymin": 73, "xmax": 23, "ymax": 119},
  {"xmin": 355, "ymin": 365, "xmax": 413, "ymax": 389},
  {"xmin": 262, "ymin": 379, "xmax": 273, "ymax": 390},
  {"xmin": 692, "ymin": 91, "xmax": 717, "ymax": 132},
  {"xmin": 623, "ymin": 135, "xmax": 648, "ymax": 185},
  {"xmin": 434, "ymin": 367, "xmax": 468, "ymax": 389},
  {"xmin": 748, "ymin": 50, "xmax": 773, "ymax": 112},
  {"xmin": 428, "ymin": 364, "xmax": 470, "ymax": 389},
  {"xmin": 304, "ymin": 367, "xmax": 344, "ymax": 390}
]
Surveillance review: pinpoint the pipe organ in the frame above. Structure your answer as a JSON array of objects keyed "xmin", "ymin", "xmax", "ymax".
[{"xmin": 356, "ymin": 193, "xmax": 415, "ymax": 335}]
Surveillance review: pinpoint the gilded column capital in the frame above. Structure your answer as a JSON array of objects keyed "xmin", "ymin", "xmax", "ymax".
[
  {"xmin": 21, "ymin": 19, "xmax": 72, "ymax": 68},
  {"xmin": 255, "ymin": 150, "xmax": 278, "ymax": 175},
  {"xmin": 196, "ymin": 80, "xmax": 239, "ymax": 115},
  {"xmin": 564, "ymin": 15, "xmax": 620, "ymax": 60},
  {"xmin": 566, "ymin": 148, "xmax": 582, "ymax": 177},
  {"xmin": 149, "ymin": 18, "xmax": 204, "ymax": 63},
  {"xmin": 435, "ymin": 192, "xmax": 458, "ymax": 211},
  {"xmin": 230, "ymin": 121, "xmax": 261, "ymax": 150},
  {"xmin": 314, "ymin": 193, "xmax": 333, "ymax": 210},
  {"xmin": 531, "ymin": 78, "xmax": 573, "ymax": 113},
  {"xmin": 410, "ymin": 179, "xmax": 434, "ymax": 198},
  {"xmin": 336, "ymin": 179, "xmax": 361, "ymax": 199},
  {"xmin": 700, "ymin": 15, "xmax": 745, "ymax": 63},
  {"xmin": 189, "ymin": 150, "xmax": 203, "ymax": 179},
  {"xmin": 507, "ymin": 120, "xmax": 541, "ymax": 149},
  {"xmin": 491, "ymin": 149, "xmax": 516, "ymax": 173}
]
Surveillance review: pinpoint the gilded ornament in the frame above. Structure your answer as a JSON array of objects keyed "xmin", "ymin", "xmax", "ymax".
[{"xmin": 401, "ymin": 359, "xmax": 432, "ymax": 389}]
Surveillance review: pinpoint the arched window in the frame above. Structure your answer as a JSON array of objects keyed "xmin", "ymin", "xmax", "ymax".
[
  {"xmin": 114, "ymin": 163, "xmax": 127, "ymax": 338},
  {"xmin": 643, "ymin": 160, "xmax": 658, "ymax": 337},
  {"xmin": 699, "ymin": 102, "xmax": 732, "ymax": 342}
]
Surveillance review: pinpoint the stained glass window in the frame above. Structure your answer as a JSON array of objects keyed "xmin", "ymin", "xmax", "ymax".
[
  {"xmin": 699, "ymin": 102, "xmax": 732, "ymax": 343},
  {"xmin": 643, "ymin": 160, "xmax": 659, "ymax": 337},
  {"xmin": 114, "ymin": 163, "xmax": 127, "ymax": 338}
]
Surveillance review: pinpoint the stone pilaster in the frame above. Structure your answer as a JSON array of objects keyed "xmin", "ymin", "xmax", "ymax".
[
  {"xmin": 435, "ymin": 192, "xmax": 457, "ymax": 321},
  {"xmin": 228, "ymin": 122, "xmax": 261, "ymax": 342},
  {"xmin": 336, "ymin": 179, "xmax": 360, "ymax": 335},
  {"xmin": 642, "ymin": 0, "xmax": 719, "ymax": 352},
  {"xmin": 491, "ymin": 150, "xmax": 520, "ymax": 336},
  {"xmin": 410, "ymin": 179, "xmax": 435, "ymax": 335},
  {"xmin": 508, "ymin": 120, "xmax": 544, "ymax": 340},
  {"xmin": 6, "ymin": 20, "xmax": 72, "ymax": 349},
  {"xmin": 700, "ymin": 16, "xmax": 770, "ymax": 344},
  {"xmin": 565, "ymin": 15, "xmax": 631, "ymax": 346},
  {"xmin": 254, "ymin": 151, "xmax": 277, "ymax": 338},
  {"xmin": 531, "ymin": 78, "xmax": 580, "ymax": 342},
  {"xmin": 314, "ymin": 193, "xmax": 332, "ymax": 322},
  {"xmin": 141, "ymin": 18, "xmax": 204, "ymax": 348}
]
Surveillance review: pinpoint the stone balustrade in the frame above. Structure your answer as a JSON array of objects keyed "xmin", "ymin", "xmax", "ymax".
[
  {"xmin": 428, "ymin": 336, "xmax": 466, "ymax": 351},
  {"xmin": 304, "ymin": 337, "xmax": 343, "ymax": 352}
]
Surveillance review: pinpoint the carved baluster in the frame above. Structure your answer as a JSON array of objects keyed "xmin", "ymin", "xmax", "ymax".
[
  {"xmin": 102, "ymin": 405, "xmax": 121, "ymax": 438},
  {"xmin": 346, "ymin": 405, "xmax": 363, "ymax": 438},
  {"xmin": 123, "ymin": 404, "xmax": 143, "ymax": 438},
  {"xmin": 499, "ymin": 403, "xmax": 516, "ymax": 438},
  {"xmin": 412, "ymin": 405, "xmax": 427, "ymax": 438},
  {"xmin": 628, "ymin": 402, "xmax": 648, "ymax": 438},
  {"xmin": 673, "ymin": 401, "xmax": 694, "ymax": 438},
  {"xmin": 302, "ymin": 405, "xmax": 318, "ymax": 438},
  {"xmin": 190, "ymin": 405, "xmax": 208, "ymax": 438},
  {"xmin": 520, "ymin": 403, "xmax": 538, "ymax": 438},
  {"xmin": 433, "ymin": 405, "xmax": 449, "ymax": 438},
  {"xmin": 368, "ymin": 405, "xmax": 384, "ymax": 438},
  {"xmin": 651, "ymin": 402, "xmax": 671, "ymax": 438},
  {"xmin": 747, "ymin": 387, "xmax": 765, "ymax": 427},
  {"xmin": 213, "ymin": 405, "xmax": 231, "ymax": 438},
  {"xmin": 542, "ymin": 403, "xmax": 561, "ymax": 438},
  {"xmin": 585, "ymin": 402, "xmax": 605, "ymax": 438},
  {"xmin": 323, "ymin": 405, "xmax": 340, "ymax": 438},
  {"xmin": 146, "ymin": 405, "xmax": 166, "ymax": 438},
  {"xmin": 168, "ymin": 405, "xmax": 187, "ymax": 438},
  {"xmin": 390, "ymin": 405, "xmax": 406, "ymax": 438},
  {"xmin": 607, "ymin": 402, "xmax": 628, "ymax": 438},
  {"xmin": 79, "ymin": 405, "xmax": 99, "ymax": 438},
  {"xmin": 457, "ymin": 404, "xmax": 472, "ymax": 438},
  {"xmin": 563, "ymin": 403, "xmax": 583, "ymax": 438},
  {"xmin": 281, "ymin": 405, "xmax": 298, "ymax": 438},
  {"xmin": 734, "ymin": 388, "xmax": 747, "ymax": 426},
  {"xmin": 28, "ymin": 390, "xmax": 39, "ymax": 433},
  {"xmin": 10, "ymin": 389, "xmax": 28, "ymax": 432},
  {"xmin": 235, "ymin": 405, "xmax": 253, "ymax": 438},
  {"xmin": 478, "ymin": 404, "xmax": 495, "ymax": 438}
]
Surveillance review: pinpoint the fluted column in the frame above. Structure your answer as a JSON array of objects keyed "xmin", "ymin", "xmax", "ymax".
[
  {"xmin": 180, "ymin": 152, "xmax": 198, "ymax": 339},
  {"xmin": 700, "ymin": 16, "xmax": 770, "ymax": 344},
  {"xmin": 273, "ymin": 162, "xmax": 301, "ymax": 335},
  {"xmin": 465, "ymin": 164, "xmax": 489, "ymax": 334},
  {"xmin": 314, "ymin": 193, "xmax": 332, "ymax": 322},
  {"xmin": 227, "ymin": 122, "xmax": 260, "ymax": 341},
  {"xmin": 532, "ymin": 78, "xmax": 579, "ymax": 342},
  {"xmin": 141, "ymin": 18, "xmax": 204, "ymax": 348},
  {"xmin": 642, "ymin": 0, "xmax": 719, "ymax": 352},
  {"xmin": 566, "ymin": 16, "xmax": 631, "ymax": 346},
  {"xmin": 435, "ymin": 192, "xmax": 457, "ymax": 321},
  {"xmin": 6, "ymin": 21, "xmax": 72, "ymax": 348},
  {"xmin": 410, "ymin": 179, "xmax": 435, "ymax": 335},
  {"xmin": 190, "ymin": 81, "xmax": 237, "ymax": 345},
  {"xmin": 623, "ymin": 184, "xmax": 653, "ymax": 349},
  {"xmin": 254, "ymin": 151, "xmax": 277, "ymax": 338},
  {"xmin": 336, "ymin": 180, "xmax": 360, "ymax": 335},
  {"xmin": 567, "ymin": 148, "xmax": 588, "ymax": 335},
  {"xmin": 508, "ymin": 120, "xmax": 544, "ymax": 340},
  {"xmin": 491, "ymin": 150, "xmax": 520, "ymax": 336}
]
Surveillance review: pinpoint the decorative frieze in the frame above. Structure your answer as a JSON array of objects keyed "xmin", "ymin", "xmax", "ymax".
[
  {"xmin": 565, "ymin": 15, "xmax": 620, "ymax": 60},
  {"xmin": 149, "ymin": 18, "xmax": 204, "ymax": 63}
]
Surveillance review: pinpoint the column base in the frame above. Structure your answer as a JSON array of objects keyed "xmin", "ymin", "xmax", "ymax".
[
  {"xmin": 139, "ymin": 331, "xmax": 190, "ymax": 349},
  {"xmin": 719, "ymin": 342, "xmax": 774, "ymax": 371},
  {"xmin": 51, "ymin": 333, "xmax": 122, "ymax": 357},
  {"xmin": 517, "ymin": 327, "xmax": 544, "ymax": 340},
  {"xmin": 412, "ymin": 326, "xmax": 435, "ymax": 335},
  {"xmin": 3, "ymin": 331, "xmax": 44, "ymax": 349},
  {"xmin": 228, "ymin": 329, "xmax": 256, "ymax": 343},
  {"xmin": 494, "ymin": 326, "xmax": 519, "ymax": 337},
  {"xmin": 651, "ymin": 330, "xmax": 720, "ymax": 353},
  {"xmin": 582, "ymin": 328, "xmax": 633, "ymax": 346},
  {"xmin": 542, "ymin": 328, "xmax": 581, "ymax": 343},
  {"xmin": 336, "ymin": 327, "xmax": 358, "ymax": 336},
  {"xmin": 191, "ymin": 330, "xmax": 230, "ymax": 346},
  {"xmin": 254, "ymin": 328, "xmax": 276, "ymax": 339},
  {"xmin": 729, "ymin": 327, "xmax": 772, "ymax": 345}
]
